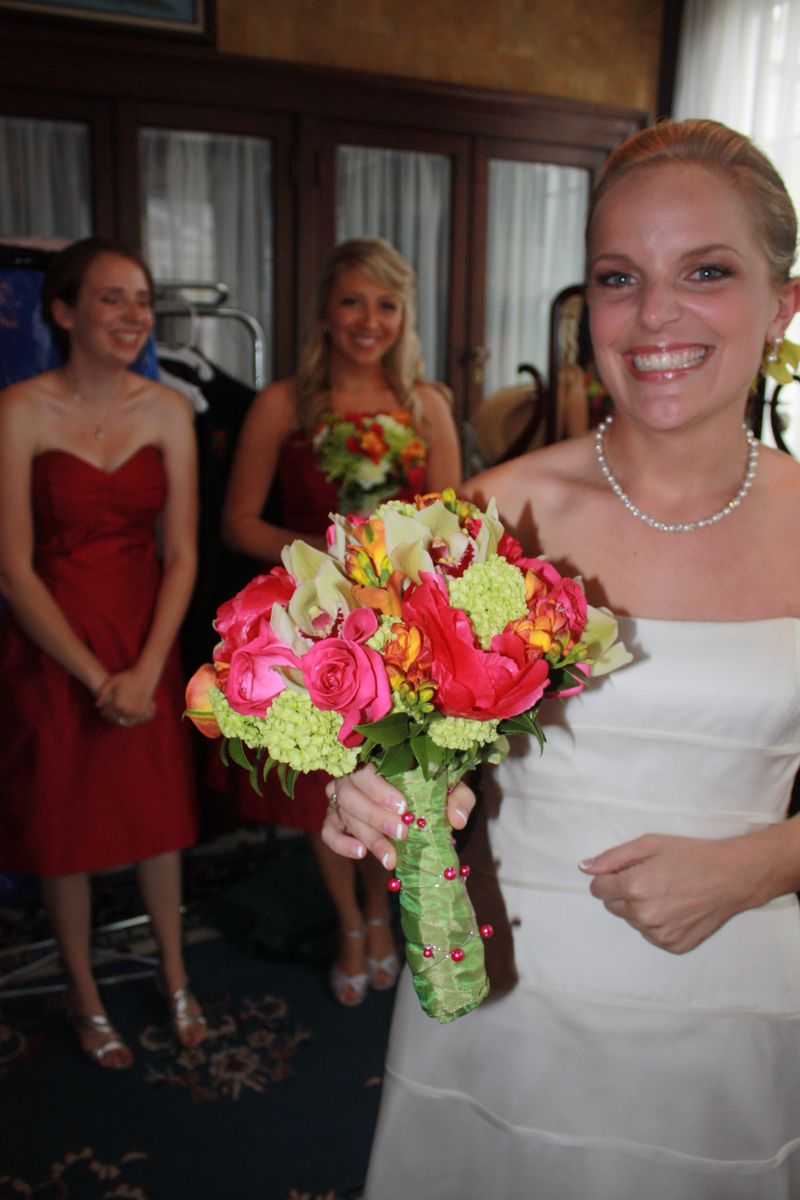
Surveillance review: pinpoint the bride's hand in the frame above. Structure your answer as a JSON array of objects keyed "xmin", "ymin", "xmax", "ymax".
[
  {"xmin": 322, "ymin": 763, "xmax": 476, "ymax": 870},
  {"xmin": 579, "ymin": 833, "xmax": 758, "ymax": 954}
]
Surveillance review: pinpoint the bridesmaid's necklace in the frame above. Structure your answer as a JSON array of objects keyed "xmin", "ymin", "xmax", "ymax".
[
  {"xmin": 594, "ymin": 416, "xmax": 760, "ymax": 533},
  {"xmin": 66, "ymin": 380, "xmax": 122, "ymax": 441}
]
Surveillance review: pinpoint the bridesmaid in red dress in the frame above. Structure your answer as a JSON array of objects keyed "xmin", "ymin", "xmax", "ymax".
[
  {"xmin": 222, "ymin": 238, "xmax": 462, "ymax": 1005},
  {"xmin": 0, "ymin": 238, "xmax": 207, "ymax": 1066}
]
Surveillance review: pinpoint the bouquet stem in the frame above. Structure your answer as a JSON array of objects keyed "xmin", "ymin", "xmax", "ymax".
[{"xmin": 386, "ymin": 765, "xmax": 489, "ymax": 1022}]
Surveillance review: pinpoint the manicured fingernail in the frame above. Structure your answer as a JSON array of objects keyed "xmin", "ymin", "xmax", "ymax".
[
  {"xmin": 389, "ymin": 797, "xmax": 407, "ymax": 815},
  {"xmin": 392, "ymin": 822, "xmax": 405, "ymax": 839},
  {"xmin": 381, "ymin": 851, "xmax": 392, "ymax": 869},
  {"xmin": 456, "ymin": 807, "xmax": 468, "ymax": 826},
  {"xmin": 579, "ymin": 858, "xmax": 596, "ymax": 871},
  {"xmin": 353, "ymin": 844, "xmax": 366, "ymax": 859}
]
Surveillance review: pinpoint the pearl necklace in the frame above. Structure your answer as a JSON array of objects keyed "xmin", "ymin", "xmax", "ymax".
[{"xmin": 594, "ymin": 416, "xmax": 759, "ymax": 533}]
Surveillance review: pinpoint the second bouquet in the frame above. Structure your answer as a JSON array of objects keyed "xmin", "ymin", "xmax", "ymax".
[{"xmin": 186, "ymin": 490, "xmax": 630, "ymax": 1022}]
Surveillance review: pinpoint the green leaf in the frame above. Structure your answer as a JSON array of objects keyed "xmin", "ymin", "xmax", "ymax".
[
  {"xmin": 354, "ymin": 711, "xmax": 412, "ymax": 745},
  {"xmin": 378, "ymin": 741, "xmax": 415, "ymax": 776},
  {"xmin": 499, "ymin": 710, "xmax": 542, "ymax": 737},
  {"xmin": 220, "ymin": 739, "xmax": 230, "ymax": 768},
  {"xmin": 262, "ymin": 755, "xmax": 277, "ymax": 782},
  {"xmin": 410, "ymin": 733, "xmax": 447, "ymax": 779},
  {"xmin": 275, "ymin": 761, "xmax": 299, "ymax": 799},
  {"xmin": 228, "ymin": 738, "xmax": 252, "ymax": 772}
]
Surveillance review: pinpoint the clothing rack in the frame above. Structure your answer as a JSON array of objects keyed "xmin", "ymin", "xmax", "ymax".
[{"xmin": 154, "ymin": 280, "xmax": 267, "ymax": 388}]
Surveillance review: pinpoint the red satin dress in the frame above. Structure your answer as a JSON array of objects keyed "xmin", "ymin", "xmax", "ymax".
[
  {"xmin": 0, "ymin": 446, "xmax": 196, "ymax": 877},
  {"xmin": 236, "ymin": 423, "xmax": 426, "ymax": 832}
]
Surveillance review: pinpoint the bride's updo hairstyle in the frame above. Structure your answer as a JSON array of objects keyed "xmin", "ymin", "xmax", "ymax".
[
  {"xmin": 586, "ymin": 118, "xmax": 798, "ymax": 287},
  {"xmin": 295, "ymin": 237, "xmax": 426, "ymax": 434}
]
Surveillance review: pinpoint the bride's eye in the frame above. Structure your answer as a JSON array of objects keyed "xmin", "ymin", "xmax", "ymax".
[
  {"xmin": 690, "ymin": 264, "xmax": 733, "ymax": 282},
  {"xmin": 594, "ymin": 270, "xmax": 635, "ymax": 289}
]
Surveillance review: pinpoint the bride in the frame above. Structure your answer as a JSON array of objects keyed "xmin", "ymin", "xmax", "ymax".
[{"xmin": 322, "ymin": 119, "xmax": 800, "ymax": 1198}]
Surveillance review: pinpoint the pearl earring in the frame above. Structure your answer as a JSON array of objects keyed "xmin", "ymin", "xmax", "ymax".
[{"xmin": 766, "ymin": 334, "xmax": 783, "ymax": 364}]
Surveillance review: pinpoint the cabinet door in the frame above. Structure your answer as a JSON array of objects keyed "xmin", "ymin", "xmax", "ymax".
[
  {"xmin": 117, "ymin": 101, "xmax": 293, "ymax": 387},
  {"xmin": 467, "ymin": 139, "xmax": 599, "ymax": 422},
  {"xmin": 316, "ymin": 121, "xmax": 471, "ymax": 414}
]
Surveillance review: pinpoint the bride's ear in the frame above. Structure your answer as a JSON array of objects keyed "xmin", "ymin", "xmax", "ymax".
[{"xmin": 774, "ymin": 277, "xmax": 800, "ymax": 335}]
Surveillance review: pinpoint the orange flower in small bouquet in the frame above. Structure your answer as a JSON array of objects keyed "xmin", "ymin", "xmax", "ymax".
[
  {"xmin": 312, "ymin": 409, "xmax": 427, "ymax": 512},
  {"xmin": 185, "ymin": 490, "xmax": 631, "ymax": 1022}
]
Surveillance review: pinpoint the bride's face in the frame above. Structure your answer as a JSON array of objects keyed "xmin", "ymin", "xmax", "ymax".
[{"xmin": 585, "ymin": 161, "xmax": 793, "ymax": 435}]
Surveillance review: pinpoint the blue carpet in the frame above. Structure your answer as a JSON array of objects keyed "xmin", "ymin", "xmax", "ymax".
[{"xmin": 0, "ymin": 934, "xmax": 396, "ymax": 1199}]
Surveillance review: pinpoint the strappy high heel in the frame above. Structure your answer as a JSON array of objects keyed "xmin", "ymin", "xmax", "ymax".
[
  {"xmin": 330, "ymin": 926, "xmax": 369, "ymax": 1007},
  {"xmin": 68, "ymin": 1010, "xmax": 133, "ymax": 1069},
  {"xmin": 157, "ymin": 975, "xmax": 209, "ymax": 1048},
  {"xmin": 366, "ymin": 916, "xmax": 400, "ymax": 991}
]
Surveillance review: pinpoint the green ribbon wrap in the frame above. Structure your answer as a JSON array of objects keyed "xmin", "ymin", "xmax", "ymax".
[{"xmin": 385, "ymin": 765, "xmax": 489, "ymax": 1023}]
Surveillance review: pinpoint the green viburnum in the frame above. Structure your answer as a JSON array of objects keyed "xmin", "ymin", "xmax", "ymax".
[
  {"xmin": 366, "ymin": 613, "xmax": 402, "ymax": 652},
  {"xmin": 447, "ymin": 555, "xmax": 527, "ymax": 649},
  {"xmin": 428, "ymin": 715, "xmax": 500, "ymax": 751},
  {"xmin": 210, "ymin": 686, "xmax": 358, "ymax": 776}
]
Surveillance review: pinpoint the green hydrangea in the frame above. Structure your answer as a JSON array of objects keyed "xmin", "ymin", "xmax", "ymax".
[
  {"xmin": 374, "ymin": 499, "xmax": 417, "ymax": 519},
  {"xmin": 210, "ymin": 686, "xmax": 358, "ymax": 776},
  {"xmin": 428, "ymin": 715, "xmax": 499, "ymax": 751},
  {"xmin": 366, "ymin": 613, "xmax": 402, "ymax": 653},
  {"xmin": 447, "ymin": 555, "xmax": 527, "ymax": 649}
]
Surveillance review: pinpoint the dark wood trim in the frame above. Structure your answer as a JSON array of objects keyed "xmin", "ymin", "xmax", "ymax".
[
  {"xmin": 657, "ymin": 0, "xmax": 685, "ymax": 119},
  {"xmin": 0, "ymin": 20, "xmax": 646, "ymax": 148},
  {"xmin": 0, "ymin": 20, "xmax": 648, "ymax": 415}
]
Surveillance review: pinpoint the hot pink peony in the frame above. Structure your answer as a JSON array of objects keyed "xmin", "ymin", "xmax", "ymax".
[{"xmin": 402, "ymin": 574, "xmax": 550, "ymax": 720}]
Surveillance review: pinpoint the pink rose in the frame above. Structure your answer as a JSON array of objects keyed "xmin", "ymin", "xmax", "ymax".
[
  {"xmin": 224, "ymin": 628, "xmax": 303, "ymax": 717},
  {"xmin": 214, "ymin": 569, "xmax": 296, "ymax": 663},
  {"xmin": 301, "ymin": 608, "xmax": 391, "ymax": 746},
  {"xmin": 401, "ymin": 574, "xmax": 550, "ymax": 720}
]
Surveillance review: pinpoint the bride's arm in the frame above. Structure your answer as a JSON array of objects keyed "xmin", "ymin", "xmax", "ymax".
[
  {"xmin": 321, "ymin": 763, "xmax": 476, "ymax": 869},
  {"xmin": 580, "ymin": 815, "xmax": 800, "ymax": 954}
]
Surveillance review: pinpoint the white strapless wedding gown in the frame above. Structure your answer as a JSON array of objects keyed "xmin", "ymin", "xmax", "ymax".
[{"xmin": 365, "ymin": 618, "xmax": 800, "ymax": 1200}]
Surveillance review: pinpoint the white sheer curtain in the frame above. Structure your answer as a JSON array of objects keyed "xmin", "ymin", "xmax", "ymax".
[
  {"xmin": 483, "ymin": 160, "xmax": 589, "ymax": 397},
  {"xmin": 336, "ymin": 145, "xmax": 451, "ymax": 380},
  {"xmin": 673, "ymin": 0, "xmax": 800, "ymax": 213},
  {"xmin": 0, "ymin": 116, "xmax": 90, "ymax": 239},
  {"xmin": 139, "ymin": 127, "xmax": 273, "ymax": 384},
  {"xmin": 673, "ymin": 0, "xmax": 800, "ymax": 452}
]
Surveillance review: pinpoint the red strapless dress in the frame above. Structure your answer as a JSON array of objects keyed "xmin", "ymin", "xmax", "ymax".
[
  {"xmin": 235, "ymin": 423, "xmax": 427, "ymax": 831},
  {"xmin": 0, "ymin": 446, "xmax": 196, "ymax": 877}
]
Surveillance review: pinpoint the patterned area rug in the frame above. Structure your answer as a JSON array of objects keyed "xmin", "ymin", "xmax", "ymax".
[{"xmin": 0, "ymin": 844, "xmax": 396, "ymax": 1200}]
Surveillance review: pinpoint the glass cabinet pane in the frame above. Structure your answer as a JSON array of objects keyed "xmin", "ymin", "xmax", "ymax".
[
  {"xmin": 336, "ymin": 144, "xmax": 451, "ymax": 380},
  {"xmin": 140, "ymin": 127, "xmax": 273, "ymax": 385},
  {"xmin": 483, "ymin": 160, "xmax": 589, "ymax": 397},
  {"xmin": 0, "ymin": 116, "xmax": 90, "ymax": 239}
]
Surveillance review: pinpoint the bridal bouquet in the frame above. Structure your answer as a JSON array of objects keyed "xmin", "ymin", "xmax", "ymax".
[
  {"xmin": 312, "ymin": 409, "xmax": 427, "ymax": 512},
  {"xmin": 186, "ymin": 490, "xmax": 630, "ymax": 1022}
]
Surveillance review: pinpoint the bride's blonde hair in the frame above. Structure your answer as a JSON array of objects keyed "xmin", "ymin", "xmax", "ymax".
[
  {"xmin": 295, "ymin": 238, "xmax": 426, "ymax": 434},
  {"xmin": 587, "ymin": 118, "xmax": 797, "ymax": 286}
]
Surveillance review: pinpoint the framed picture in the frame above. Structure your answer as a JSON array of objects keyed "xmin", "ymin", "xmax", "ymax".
[{"xmin": 0, "ymin": 0, "xmax": 209, "ymax": 35}]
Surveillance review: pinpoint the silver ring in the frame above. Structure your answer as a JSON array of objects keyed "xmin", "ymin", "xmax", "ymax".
[{"xmin": 328, "ymin": 788, "xmax": 339, "ymax": 811}]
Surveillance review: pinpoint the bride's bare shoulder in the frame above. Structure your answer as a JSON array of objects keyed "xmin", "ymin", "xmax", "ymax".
[{"xmin": 463, "ymin": 437, "xmax": 595, "ymax": 521}]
